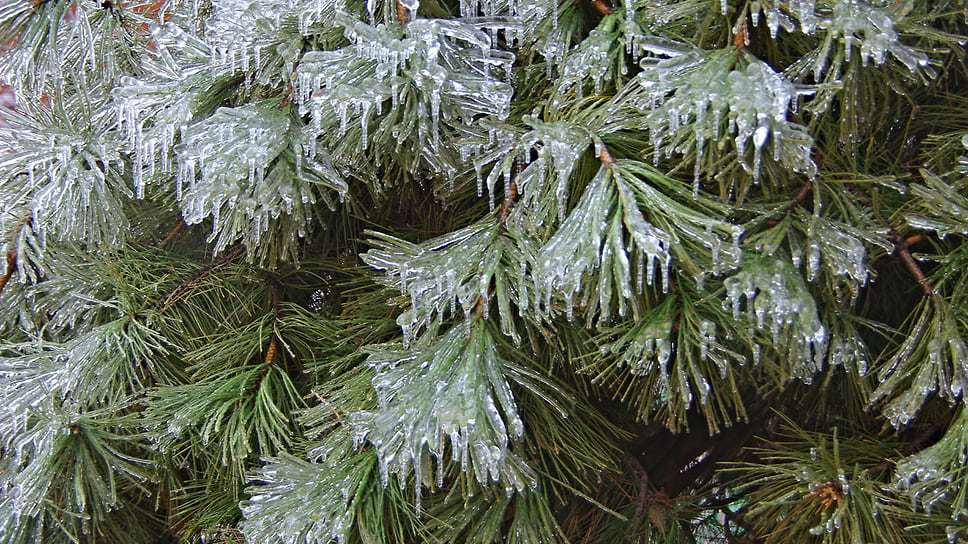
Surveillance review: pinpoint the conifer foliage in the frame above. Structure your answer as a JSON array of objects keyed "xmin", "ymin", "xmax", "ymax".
[{"xmin": 2, "ymin": 0, "xmax": 968, "ymax": 542}]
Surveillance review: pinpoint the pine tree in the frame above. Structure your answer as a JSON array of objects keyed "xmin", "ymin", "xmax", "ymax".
[{"xmin": 1, "ymin": 0, "xmax": 968, "ymax": 542}]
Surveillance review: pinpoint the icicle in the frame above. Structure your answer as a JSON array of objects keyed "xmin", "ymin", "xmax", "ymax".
[
  {"xmin": 636, "ymin": 254, "xmax": 646, "ymax": 293},
  {"xmin": 661, "ymin": 259, "xmax": 670, "ymax": 293},
  {"xmin": 475, "ymin": 163, "xmax": 484, "ymax": 197},
  {"xmin": 752, "ymin": 125, "xmax": 769, "ymax": 184},
  {"xmin": 806, "ymin": 240, "xmax": 821, "ymax": 280},
  {"xmin": 693, "ymin": 113, "xmax": 706, "ymax": 196}
]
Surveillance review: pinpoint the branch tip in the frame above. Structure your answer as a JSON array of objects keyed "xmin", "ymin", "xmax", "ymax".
[
  {"xmin": 599, "ymin": 146, "xmax": 616, "ymax": 165},
  {"xmin": 396, "ymin": 0, "xmax": 410, "ymax": 22},
  {"xmin": 733, "ymin": 14, "xmax": 750, "ymax": 51},
  {"xmin": 590, "ymin": 0, "xmax": 614, "ymax": 16}
]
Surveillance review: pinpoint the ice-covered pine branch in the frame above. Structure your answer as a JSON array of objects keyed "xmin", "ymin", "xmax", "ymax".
[
  {"xmin": 742, "ymin": 0, "xmax": 933, "ymax": 80},
  {"xmin": 596, "ymin": 294, "xmax": 749, "ymax": 429},
  {"xmin": 294, "ymin": 13, "xmax": 516, "ymax": 183},
  {"xmin": 457, "ymin": 117, "xmax": 590, "ymax": 219},
  {"xmin": 174, "ymin": 102, "xmax": 346, "ymax": 264},
  {"xmin": 723, "ymin": 257, "xmax": 827, "ymax": 379},
  {"xmin": 0, "ymin": 89, "xmax": 129, "ymax": 283},
  {"xmin": 906, "ymin": 163, "xmax": 968, "ymax": 240},
  {"xmin": 0, "ymin": 399, "xmax": 151, "ymax": 542},
  {"xmin": 620, "ymin": 45, "xmax": 816, "ymax": 195},
  {"xmin": 535, "ymin": 160, "xmax": 741, "ymax": 324},
  {"xmin": 351, "ymin": 321, "xmax": 539, "ymax": 514},
  {"xmin": 0, "ymin": 0, "xmax": 151, "ymax": 95},
  {"xmin": 240, "ymin": 447, "xmax": 377, "ymax": 544},
  {"xmin": 363, "ymin": 217, "xmax": 536, "ymax": 345},
  {"xmin": 871, "ymin": 297, "xmax": 968, "ymax": 427},
  {"xmin": 895, "ymin": 408, "xmax": 968, "ymax": 519}
]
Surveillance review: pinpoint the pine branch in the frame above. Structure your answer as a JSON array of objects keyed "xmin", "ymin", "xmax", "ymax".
[
  {"xmin": 3, "ymin": 0, "xmax": 968, "ymax": 541},
  {"xmin": 152, "ymin": 246, "xmax": 246, "ymax": 313},
  {"xmin": 850, "ymin": 183, "xmax": 934, "ymax": 297},
  {"xmin": 246, "ymin": 278, "xmax": 284, "ymax": 397}
]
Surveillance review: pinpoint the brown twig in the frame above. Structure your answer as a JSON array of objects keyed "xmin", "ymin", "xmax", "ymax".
[
  {"xmin": 0, "ymin": 213, "xmax": 32, "ymax": 296},
  {"xmin": 262, "ymin": 332, "xmax": 279, "ymax": 368},
  {"xmin": 764, "ymin": 181, "xmax": 812, "ymax": 227},
  {"xmin": 902, "ymin": 233, "xmax": 925, "ymax": 249},
  {"xmin": 721, "ymin": 508, "xmax": 761, "ymax": 543},
  {"xmin": 624, "ymin": 453, "xmax": 654, "ymax": 539},
  {"xmin": 485, "ymin": 167, "xmax": 523, "ymax": 312},
  {"xmin": 473, "ymin": 292, "xmax": 488, "ymax": 317},
  {"xmin": 497, "ymin": 177, "xmax": 519, "ymax": 234},
  {"xmin": 794, "ymin": 180, "xmax": 813, "ymax": 205},
  {"xmin": 600, "ymin": 145, "xmax": 616, "ymax": 165},
  {"xmin": 847, "ymin": 183, "xmax": 874, "ymax": 209},
  {"xmin": 590, "ymin": 0, "xmax": 614, "ymax": 16},
  {"xmin": 632, "ymin": 462, "xmax": 650, "ymax": 522},
  {"xmin": 281, "ymin": 81, "xmax": 294, "ymax": 108},
  {"xmin": 733, "ymin": 13, "xmax": 750, "ymax": 52},
  {"xmin": 892, "ymin": 229, "xmax": 934, "ymax": 297},
  {"xmin": 396, "ymin": 0, "xmax": 410, "ymax": 22},
  {"xmin": 0, "ymin": 250, "xmax": 16, "ymax": 296},
  {"xmin": 313, "ymin": 390, "xmax": 348, "ymax": 430},
  {"xmin": 848, "ymin": 183, "xmax": 933, "ymax": 297},
  {"xmin": 157, "ymin": 220, "xmax": 185, "ymax": 249},
  {"xmin": 265, "ymin": 278, "xmax": 283, "ymax": 365},
  {"xmin": 803, "ymin": 481, "xmax": 844, "ymax": 513}
]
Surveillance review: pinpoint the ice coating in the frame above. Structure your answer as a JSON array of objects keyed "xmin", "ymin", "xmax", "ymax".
[
  {"xmin": 357, "ymin": 323, "xmax": 534, "ymax": 513},
  {"xmin": 0, "ymin": 92, "xmax": 129, "ymax": 256},
  {"xmin": 632, "ymin": 46, "xmax": 816, "ymax": 190},
  {"xmin": 362, "ymin": 221, "xmax": 501, "ymax": 345},
  {"xmin": 294, "ymin": 15, "xmax": 515, "ymax": 166},
  {"xmin": 894, "ymin": 409, "xmax": 968, "ymax": 520},
  {"xmin": 723, "ymin": 258, "xmax": 827, "ymax": 379},
  {"xmin": 174, "ymin": 103, "xmax": 346, "ymax": 262},
  {"xmin": 873, "ymin": 299, "xmax": 968, "ymax": 428},
  {"xmin": 240, "ymin": 448, "xmax": 369, "ymax": 544},
  {"xmin": 535, "ymin": 164, "xmax": 673, "ymax": 324},
  {"xmin": 746, "ymin": 0, "xmax": 932, "ymax": 80}
]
